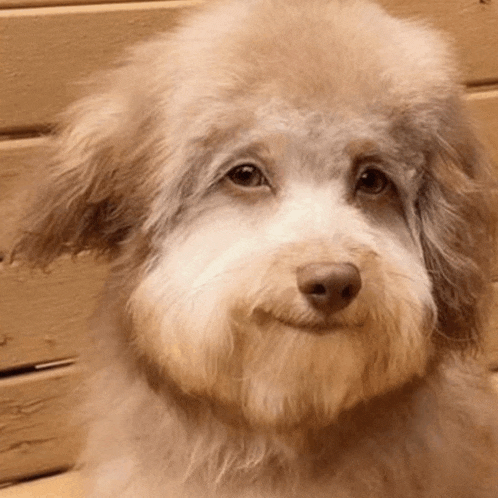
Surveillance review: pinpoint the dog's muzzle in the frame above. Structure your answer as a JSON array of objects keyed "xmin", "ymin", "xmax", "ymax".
[{"xmin": 296, "ymin": 262, "xmax": 362, "ymax": 315}]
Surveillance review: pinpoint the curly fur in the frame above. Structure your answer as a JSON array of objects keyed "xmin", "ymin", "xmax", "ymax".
[{"xmin": 14, "ymin": 0, "xmax": 498, "ymax": 496}]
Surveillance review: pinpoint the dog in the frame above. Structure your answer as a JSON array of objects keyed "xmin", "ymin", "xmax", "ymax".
[{"xmin": 14, "ymin": 0, "xmax": 498, "ymax": 496}]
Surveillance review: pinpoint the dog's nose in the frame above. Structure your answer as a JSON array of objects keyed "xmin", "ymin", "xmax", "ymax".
[{"xmin": 296, "ymin": 263, "xmax": 361, "ymax": 314}]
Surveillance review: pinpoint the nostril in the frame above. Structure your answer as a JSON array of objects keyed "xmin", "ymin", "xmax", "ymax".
[
  {"xmin": 310, "ymin": 283, "xmax": 327, "ymax": 295},
  {"xmin": 341, "ymin": 284, "xmax": 354, "ymax": 300},
  {"xmin": 296, "ymin": 262, "xmax": 361, "ymax": 314}
]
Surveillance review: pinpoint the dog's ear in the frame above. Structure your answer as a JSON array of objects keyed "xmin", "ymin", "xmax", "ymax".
[
  {"xmin": 13, "ymin": 67, "xmax": 162, "ymax": 267},
  {"xmin": 416, "ymin": 100, "xmax": 496, "ymax": 349}
]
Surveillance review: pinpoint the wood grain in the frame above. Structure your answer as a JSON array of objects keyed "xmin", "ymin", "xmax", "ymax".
[
  {"xmin": 0, "ymin": 138, "xmax": 42, "ymax": 258},
  {"xmin": 0, "ymin": 472, "xmax": 84, "ymax": 498},
  {"xmin": 467, "ymin": 89, "xmax": 498, "ymax": 167},
  {"xmin": 0, "ymin": 366, "xmax": 82, "ymax": 483},
  {"xmin": 0, "ymin": 0, "xmax": 163, "ymax": 8},
  {"xmin": 484, "ymin": 282, "xmax": 498, "ymax": 368},
  {"xmin": 0, "ymin": 0, "xmax": 203, "ymax": 132},
  {"xmin": 0, "ymin": 255, "xmax": 107, "ymax": 372}
]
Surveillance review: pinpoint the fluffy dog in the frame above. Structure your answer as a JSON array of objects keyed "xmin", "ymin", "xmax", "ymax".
[{"xmin": 15, "ymin": 0, "xmax": 498, "ymax": 496}]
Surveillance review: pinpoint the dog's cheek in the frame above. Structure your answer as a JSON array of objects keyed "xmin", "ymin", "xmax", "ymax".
[
  {"xmin": 128, "ymin": 265, "xmax": 233, "ymax": 396},
  {"xmin": 359, "ymin": 245, "xmax": 436, "ymax": 394},
  {"xmin": 127, "ymin": 214, "xmax": 265, "ymax": 397}
]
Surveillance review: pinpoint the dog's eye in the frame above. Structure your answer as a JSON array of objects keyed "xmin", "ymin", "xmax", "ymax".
[
  {"xmin": 226, "ymin": 164, "xmax": 269, "ymax": 188},
  {"xmin": 355, "ymin": 168, "xmax": 389, "ymax": 195}
]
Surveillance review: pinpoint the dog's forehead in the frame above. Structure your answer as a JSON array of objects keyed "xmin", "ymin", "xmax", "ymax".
[
  {"xmin": 235, "ymin": 100, "xmax": 422, "ymax": 181},
  {"xmin": 253, "ymin": 101, "xmax": 384, "ymax": 147},
  {"xmin": 247, "ymin": 104, "xmax": 365, "ymax": 176}
]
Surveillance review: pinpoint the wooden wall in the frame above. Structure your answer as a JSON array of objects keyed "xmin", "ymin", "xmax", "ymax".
[{"xmin": 1, "ymin": 0, "xmax": 498, "ymax": 485}]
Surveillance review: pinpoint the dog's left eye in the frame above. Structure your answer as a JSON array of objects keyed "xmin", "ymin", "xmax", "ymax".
[
  {"xmin": 355, "ymin": 168, "xmax": 390, "ymax": 195},
  {"xmin": 226, "ymin": 164, "xmax": 269, "ymax": 188}
]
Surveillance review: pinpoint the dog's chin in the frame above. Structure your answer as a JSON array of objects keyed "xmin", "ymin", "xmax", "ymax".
[{"xmin": 238, "ymin": 332, "xmax": 365, "ymax": 430}]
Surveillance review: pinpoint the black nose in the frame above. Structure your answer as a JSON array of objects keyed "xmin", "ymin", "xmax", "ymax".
[{"xmin": 296, "ymin": 263, "xmax": 361, "ymax": 314}]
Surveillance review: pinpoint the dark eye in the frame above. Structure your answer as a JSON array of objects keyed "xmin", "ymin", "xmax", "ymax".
[
  {"xmin": 226, "ymin": 164, "xmax": 269, "ymax": 188},
  {"xmin": 355, "ymin": 168, "xmax": 389, "ymax": 195}
]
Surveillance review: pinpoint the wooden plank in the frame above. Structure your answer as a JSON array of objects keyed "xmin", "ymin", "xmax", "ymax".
[
  {"xmin": 0, "ymin": 138, "xmax": 108, "ymax": 372},
  {"xmin": 0, "ymin": 255, "xmax": 107, "ymax": 372},
  {"xmin": 1, "ymin": 0, "xmax": 498, "ymax": 132},
  {"xmin": 484, "ymin": 282, "xmax": 498, "ymax": 369},
  {"xmin": 467, "ymin": 89, "xmax": 498, "ymax": 167},
  {"xmin": 378, "ymin": 0, "xmax": 498, "ymax": 85},
  {"xmin": 465, "ymin": 90, "xmax": 498, "ymax": 280},
  {"xmin": 0, "ymin": 1, "xmax": 203, "ymax": 132},
  {"xmin": 0, "ymin": 0, "xmax": 163, "ymax": 8},
  {"xmin": 0, "ymin": 138, "xmax": 42, "ymax": 258},
  {"xmin": 0, "ymin": 366, "xmax": 82, "ymax": 483},
  {"xmin": 0, "ymin": 472, "xmax": 84, "ymax": 498}
]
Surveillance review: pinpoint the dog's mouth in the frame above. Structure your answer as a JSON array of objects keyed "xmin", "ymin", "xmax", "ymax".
[{"xmin": 251, "ymin": 308, "xmax": 361, "ymax": 335}]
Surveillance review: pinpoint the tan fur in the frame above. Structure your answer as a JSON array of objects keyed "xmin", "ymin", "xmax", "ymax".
[{"xmin": 14, "ymin": 0, "xmax": 498, "ymax": 496}]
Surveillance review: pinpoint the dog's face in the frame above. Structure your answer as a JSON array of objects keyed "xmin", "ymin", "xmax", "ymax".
[
  {"xmin": 130, "ymin": 100, "xmax": 436, "ymax": 428},
  {"xmin": 16, "ymin": 0, "xmax": 494, "ymax": 430}
]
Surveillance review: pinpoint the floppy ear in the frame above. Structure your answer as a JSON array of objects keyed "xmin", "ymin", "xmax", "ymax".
[
  {"xmin": 416, "ymin": 102, "xmax": 496, "ymax": 349},
  {"xmin": 14, "ymin": 66, "xmax": 162, "ymax": 267}
]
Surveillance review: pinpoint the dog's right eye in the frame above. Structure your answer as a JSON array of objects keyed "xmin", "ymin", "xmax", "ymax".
[{"xmin": 225, "ymin": 164, "xmax": 269, "ymax": 188}]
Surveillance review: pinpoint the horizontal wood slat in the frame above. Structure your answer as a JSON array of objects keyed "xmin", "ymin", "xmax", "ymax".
[
  {"xmin": 0, "ymin": 138, "xmax": 41, "ymax": 258},
  {"xmin": 484, "ymin": 282, "xmax": 498, "ymax": 368},
  {"xmin": 0, "ymin": 472, "xmax": 84, "ymax": 498},
  {"xmin": 0, "ymin": 0, "xmax": 202, "ymax": 132},
  {"xmin": 0, "ymin": 365, "xmax": 82, "ymax": 483},
  {"xmin": 0, "ymin": 255, "xmax": 107, "ymax": 371},
  {"xmin": 0, "ymin": 0, "xmax": 165, "ymax": 9},
  {"xmin": 379, "ymin": 0, "xmax": 498, "ymax": 85},
  {"xmin": 467, "ymin": 89, "xmax": 498, "ymax": 167},
  {"xmin": 1, "ymin": 0, "xmax": 498, "ymax": 132}
]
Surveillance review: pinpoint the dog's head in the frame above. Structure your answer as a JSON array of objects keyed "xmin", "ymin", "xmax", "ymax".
[{"xmin": 15, "ymin": 0, "xmax": 495, "ymax": 429}]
